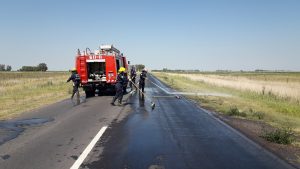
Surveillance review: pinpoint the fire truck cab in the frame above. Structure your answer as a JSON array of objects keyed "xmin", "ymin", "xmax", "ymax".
[{"xmin": 75, "ymin": 45, "xmax": 128, "ymax": 97}]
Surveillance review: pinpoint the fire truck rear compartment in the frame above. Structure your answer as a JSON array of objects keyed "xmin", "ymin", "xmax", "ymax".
[
  {"xmin": 87, "ymin": 62, "xmax": 106, "ymax": 80},
  {"xmin": 84, "ymin": 62, "xmax": 108, "ymax": 97}
]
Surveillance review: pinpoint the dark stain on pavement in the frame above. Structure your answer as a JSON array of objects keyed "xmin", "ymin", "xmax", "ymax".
[
  {"xmin": 98, "ymin": 117, "xmax": 106, "ymax": 123},
  {"xmin": 67, "ymin": 137, "xmax": 74, "ymax": 145},
  {"xmin": 1, "ymin": 154, "xmax": 11, "ymax": 160},
  {"xmin": 71, "ymin": 155, "xmax": 78, "ymax": 160},
  {"xmin": 0, "ymin": 118, "xmax": 54, "ymax": 145}
]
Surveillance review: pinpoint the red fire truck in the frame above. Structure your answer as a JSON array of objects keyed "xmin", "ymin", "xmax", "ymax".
[{"xmin": 75, "ymin": 44, "xmax": 129, "ymax": 97}]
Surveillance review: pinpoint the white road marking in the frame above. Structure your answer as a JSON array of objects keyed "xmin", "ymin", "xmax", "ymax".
[{"xmin": 70, "ymin": 126, "xmax": 108, "ymax": 169}]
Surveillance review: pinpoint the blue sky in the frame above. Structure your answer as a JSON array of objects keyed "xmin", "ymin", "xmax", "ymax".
[{"xmin": 0, "ymin": 0, "xmax": 299, "ymax": 71}]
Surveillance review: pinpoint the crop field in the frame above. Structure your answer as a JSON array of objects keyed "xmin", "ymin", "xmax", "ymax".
[
  {"xmin": 0, "ymin": 72, "xmax": 71, "ymax": 119},
  {"xmin": 153, "ymin": 72, "xmax": 300, "ymax": 133}
]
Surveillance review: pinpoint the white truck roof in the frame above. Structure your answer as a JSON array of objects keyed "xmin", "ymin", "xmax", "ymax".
[{"xmin": 100, "ymin": 44, "xmax": 120, "ymax": 54}]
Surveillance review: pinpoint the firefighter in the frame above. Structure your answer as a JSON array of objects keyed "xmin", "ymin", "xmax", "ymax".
[
  {"xmin": 123, "ymin": 71, "xmax": 129, "ymax": 94},
  {"xmin": 129, "ymin": 66, "xmax": 137, "ymax": 90},
  {"xmin": 111, "ymin": 67, "xmax": 127, "ymax": 105},
  {"xmin": 67, "ymin": 68, "xmax": 81, "ymax": 99},
  {"xmin": 139, "ymin": 68, "xmax": 147, "ymax": 93}
]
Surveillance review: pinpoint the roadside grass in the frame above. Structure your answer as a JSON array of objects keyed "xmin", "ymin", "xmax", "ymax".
[
  {"xmin": 176, "ymin": 73, "xmax": 300, "ymax": 101},
  {"xmin": 152, "ymin": 72, "xmax": 300, "ymax": 144},
  {"xmin": 0, "ymin": 72, "xmax": 71, "ymax": 119},
  {"xmin": 262, "ymin": 126, "xmax": 295, "ymax": 145}
]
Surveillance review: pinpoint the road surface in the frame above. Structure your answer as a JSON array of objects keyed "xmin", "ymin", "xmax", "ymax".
[{"xmin": 0, "ymin": 74, "xmax": 295, "ymax": 169}]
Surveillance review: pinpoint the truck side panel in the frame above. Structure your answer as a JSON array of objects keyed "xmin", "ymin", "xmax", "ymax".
[
  {"xmin": 76, "ymin": 56, "xmax": 88, "ymax": 84},
  {"xmin": 104, "ymin": 56, "xmax": 117, "ymax": 84}
]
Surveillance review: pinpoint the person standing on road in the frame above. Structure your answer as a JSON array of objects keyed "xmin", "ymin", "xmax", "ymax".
[
  {"xmin": 67, "ymin": 68, "xmax": 81, "ymax": 99},
  {"xmin": 139, "ymin": 68, "xmax": 147, "ymax": 93},
  {"xmin": 129, "ymin": 66, "xmax": 137, "ymax": 90},
  {"xmin": 111, "ymin": 67, "xmax": 127, "ymax": 106},
  {"xmin": 123, "ymin": 71, "xmax": 129, "ymax": 94}
]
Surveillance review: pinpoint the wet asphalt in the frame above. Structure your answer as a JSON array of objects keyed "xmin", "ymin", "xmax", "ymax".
[
  {"xmin": 0, "ymin": 91, "xmax": 132, "ymax": 169},
  {"xmin": 0, "ymin": 74, "xmax": 296, "ymax": 169},
  {"xmin": 81, "ymin": 74, "xmax": 294, "ymax": 169}
]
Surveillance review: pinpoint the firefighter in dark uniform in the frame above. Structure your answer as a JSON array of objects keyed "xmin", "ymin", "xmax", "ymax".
[
  {"xmin": 123, "ymin": 71, "xmax": 129, "ymax": 94},
  {"xmin": 67, "ymin": 68, "xmax": 81, "ymax": 99},
  {"xmin": 111, "ymin": 67, "xmax": 127, "ymax": 105},
  {"xmin": 129, "ymin": 66, "xmax": 137, "ymax": 90},
  {"xmin": 139, "ymin": 68, "xmax": 147, "ymax": 93}
]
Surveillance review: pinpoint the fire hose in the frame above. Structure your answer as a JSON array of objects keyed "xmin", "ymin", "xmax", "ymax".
[{"xmin": 128, "ymin": 79, "xmax": 156, "ymax": 110}]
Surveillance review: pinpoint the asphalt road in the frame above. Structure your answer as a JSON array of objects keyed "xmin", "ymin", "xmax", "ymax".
[
  {"xmin": 0, "ymin": 91, "xmax": 132, "ymax": 169},
  {"xmin": 0, "ymin": 74, "xmax": 295, "ymax": 169}
]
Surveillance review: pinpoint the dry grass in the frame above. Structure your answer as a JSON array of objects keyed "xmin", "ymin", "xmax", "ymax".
[
  {"xmin": 168, "ymin": 73, "xmax": 300, "ymax": 102},
  {"xmin": 0, "ymin": 72, "xmax": 71, "ymax": 119}
]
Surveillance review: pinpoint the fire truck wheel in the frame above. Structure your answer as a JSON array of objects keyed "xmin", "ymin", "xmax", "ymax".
[{"xmin": 85, "ymin": 90, "xmax": 95, "ymax": 98}]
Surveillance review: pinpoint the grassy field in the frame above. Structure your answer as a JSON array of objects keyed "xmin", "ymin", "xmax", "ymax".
[
  {"xmin": 0, "ymin": 71, "xmax": 72, "ymax": 119},
  {"xmin": 153, "ymin": 72, "xmax": 300, "ymax": 134}
]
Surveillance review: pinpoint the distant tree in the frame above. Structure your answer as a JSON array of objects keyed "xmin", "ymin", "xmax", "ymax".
[
  {"xmin": 6, "ymin": 65, "xmax": 12, "ymax": 71},
  {"xmin": 19, "ymin": 66, "xmax": 38, "ymax": 71},
  {"xmin": 19, "ymin": 63, "xmax": 48, "ymax": 71},
  {"xmin": 135, "ymin": 64, "xmax": 145, "ymax": 72},
  {"xmin": 37, "ymin": 63, "xmax": 48, "ymax": 71},
  {"xmin": 0, "ymin": 64, "xmax": 5, "ymax": 71}
]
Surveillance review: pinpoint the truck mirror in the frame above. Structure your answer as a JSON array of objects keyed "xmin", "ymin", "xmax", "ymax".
[{"xmin": 128, "ymin": 61, "xmax": 130, "ymax": 65}]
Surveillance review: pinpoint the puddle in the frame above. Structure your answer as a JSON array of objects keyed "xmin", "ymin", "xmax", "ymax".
[{"xmin": 0, "ymin": 118, "xmax": 54, "ymax": 145}]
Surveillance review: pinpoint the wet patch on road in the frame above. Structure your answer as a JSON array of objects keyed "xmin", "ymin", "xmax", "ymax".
[
  {"xmin": 148, "ymin": 165, "xmax": 165, "ymax": 169},
  {"xmin": 67, "ymin": 137, "xmax": 74, "ymax": 145},
  {"xmin": 70, "ymin": 155, "xmax": 78, "ymax": 160},
  {"xmin": 81, "ymin": 92, "xmax": 169, "ymax": 168},
  {"xmin": 98, "ymin": 117, "xmax": 106, "ymax": 123},
  {"xmin": 1, "ymin": 154, "xmax": 10, "ymax": 160},
  {"xmin": 0, "ymin": 118, "xmax": 54, "ymax": 145}
]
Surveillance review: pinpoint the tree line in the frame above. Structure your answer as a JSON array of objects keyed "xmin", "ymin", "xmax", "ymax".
[
  {"xmin": 0, "ymin": 64, "xmax": 12, "ymax": 71},
  {"xmin": 18, "ymin": 63, "xmax": 48, "ymax": 71},
  {"xmin": 134, "ymin": 64, "xmax": 145, "ymax": 72},
  {"xmin": 0, "ymin": 63, "xmax": 48, "ymax": 71}
]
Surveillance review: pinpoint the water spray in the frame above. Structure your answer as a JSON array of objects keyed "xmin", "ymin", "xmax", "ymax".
[{"xmin": 129, "ymin": 79, "xmax": 156, "ymax": 110}]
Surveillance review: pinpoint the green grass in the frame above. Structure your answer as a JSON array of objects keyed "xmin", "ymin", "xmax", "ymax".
[
  {"xmin": 0, "ymin": 71, "xmax": 72, "ymax": 119},
  {"xmin": 262, "ymin": 126, "xmax": 295, "ymax": 145},
  {"xmin": 153, "ymin": 72, "xmax": 300, "ymax": 134}
]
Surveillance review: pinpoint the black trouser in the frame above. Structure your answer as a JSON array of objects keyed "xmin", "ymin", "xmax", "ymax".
[
  {"xmin": 130, "ymin": 77, "xmax": 136, "ymax": 89},
  {"xmin": 112, "ymin": 83, "xmax": 123, "ymax": 104},
  {"xmin": 123, "ymin": 83, "xmax": 127, "ymax": 94},
  {"xmin": 139, "ymin": 82, "xmax": 145, "ymax": 93},
  {"xmin": 71, "ymin": 84, "xmax": 79, "ymax": 98}
]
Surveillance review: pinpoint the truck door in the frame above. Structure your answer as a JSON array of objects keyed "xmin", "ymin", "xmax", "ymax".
[
  {"xmin": 76, "ymin": 56, "xmax": 87, "ymax": 84},
  {"xmin": 105, "ymin": 56, "xmax": 117, "ymax": 83}
]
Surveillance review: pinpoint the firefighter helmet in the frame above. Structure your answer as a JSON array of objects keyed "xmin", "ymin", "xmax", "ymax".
[
  {"xmin": 119, "ymin": 67, "xmax": 126, "ymax": 73},
  {"xmin": 71, "ymin": 68, "xmax": 77, "ymax": 72}
]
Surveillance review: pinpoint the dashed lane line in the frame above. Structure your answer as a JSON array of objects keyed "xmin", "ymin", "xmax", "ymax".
[{"xmin": 70, "ymin": 126, "xmax": 108, "ymax": 169}]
